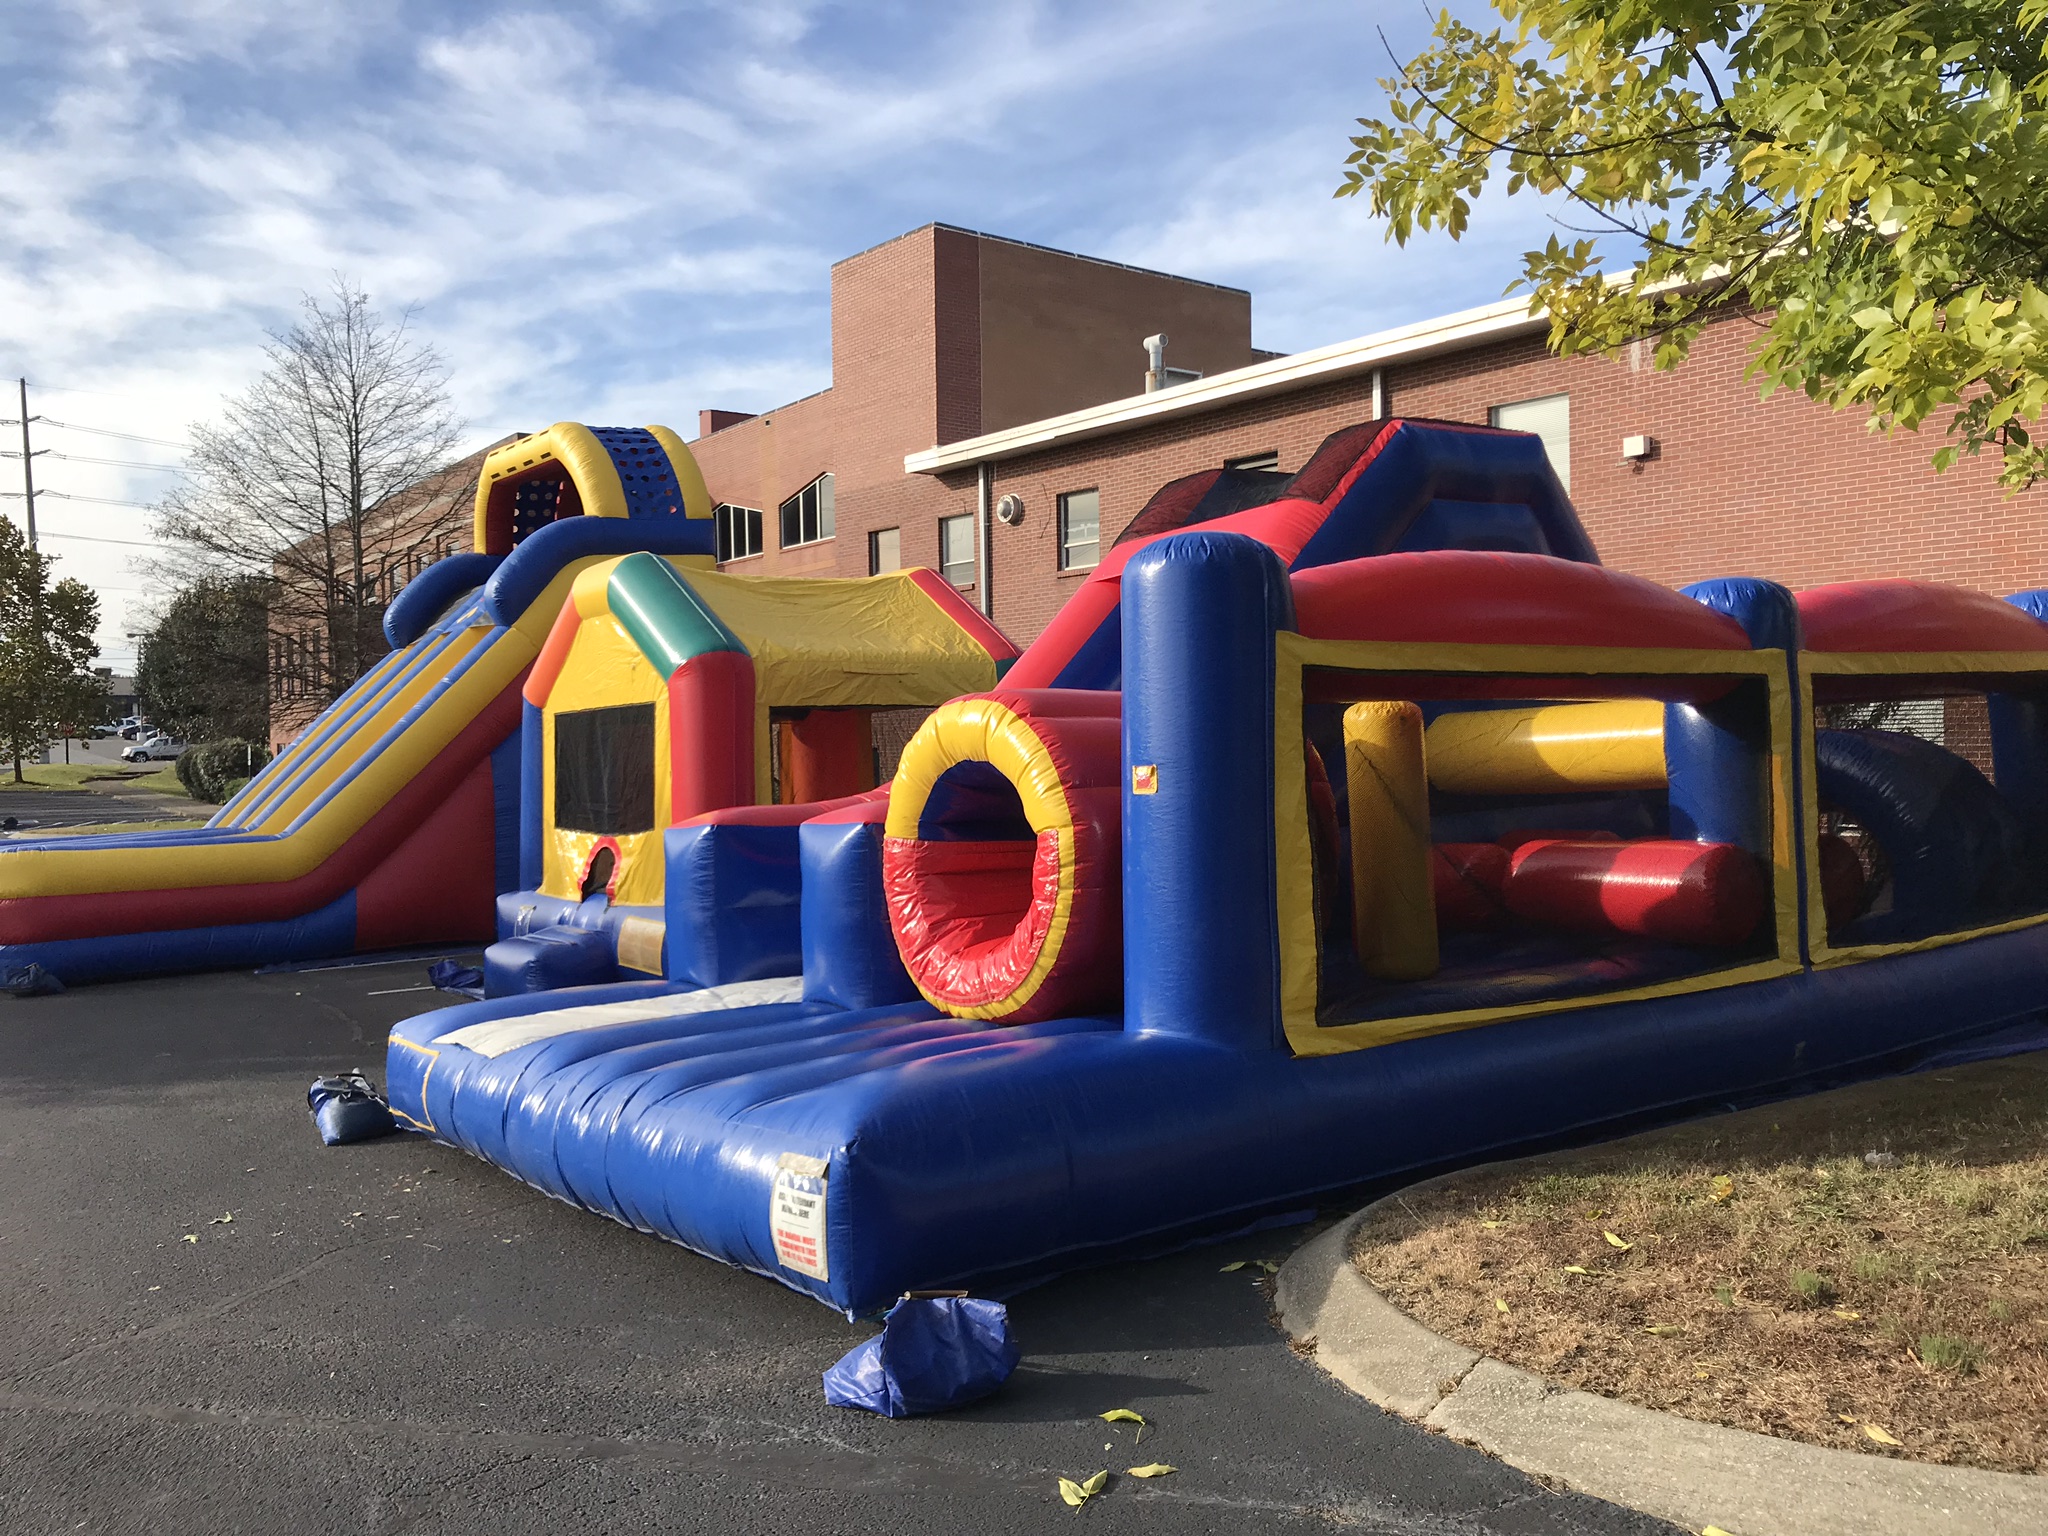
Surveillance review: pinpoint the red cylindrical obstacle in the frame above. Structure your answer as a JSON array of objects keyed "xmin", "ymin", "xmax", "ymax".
[
  {"xmin": 1432, "ymin": 842, "xmax": 1510, "ymax": 930},
  {"xmin": 1504, "ymin": 838, "xmax": 1767, "ymax": 947}
]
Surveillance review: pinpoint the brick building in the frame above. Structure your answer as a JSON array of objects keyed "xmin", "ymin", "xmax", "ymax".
[
  {"xmin": 686, "ymin": 224, "xmax": 1274, "ymax": 597},
  {"xmin": 693, "ymin": 224, "xmax": 2048, "ymax": 654}
]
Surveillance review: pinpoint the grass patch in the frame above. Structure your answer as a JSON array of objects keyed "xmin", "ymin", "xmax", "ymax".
[
  {"xmin": 1918, "ymin": 1333, "xmax": 1983, "ymax": 1374},
  {"xmin": 1351, "ymin": 1051, "xmax": 2048, "ymax": 1473},
  {"xmin": 1, "ymin": 764, "xmax": 149, "ymax": 790},
  {"xmin": 117, "ymin": 766, "xmax": 189, "ymax": 796}
]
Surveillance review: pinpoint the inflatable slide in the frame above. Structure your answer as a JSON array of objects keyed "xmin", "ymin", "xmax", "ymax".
[
  {"xmin": 0, "ymin": 424, "xmax": 1009, "ymax": 983},
  {"xmin": 383, "ymin": 416, "xmax": 2048, "ymax": 1316}
]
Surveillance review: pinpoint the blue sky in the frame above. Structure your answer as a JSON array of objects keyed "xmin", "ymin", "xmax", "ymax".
[{"xmin": 0, "ymin": 0, "xmax": 1567, "ymax": 668}]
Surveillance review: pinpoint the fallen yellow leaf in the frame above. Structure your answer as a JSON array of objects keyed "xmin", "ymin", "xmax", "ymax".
[
  {"xmin": 179, "ymin": 1234, "xmax": 199, "ymax": 1244},
  {"xmin": 208, "ymin": 1212, "xmax": 234, "ymax": 1225},
  {"xmin": 1645, "ymin": 1324, "xmax": 1682, "ymax": 1337},
  {"xmin": 1864, "ymin": 1424, "xmax": 1901, "ymax": 1447},
  {"xmin": 1126, "ymin": 1464, "xmax": 1176, "ymax": 1479},
  {"xmin": 1710, "ymin": 1175, "xmax": 1734, "ymax": 1202},
  {"xmin": 1099, "ymin": 1409, "xmax": 1145, "ymax": 1426},
  {"xmin": 1837, "ymin": 1413, "xmax": 1859, "ymax": 1424},
  {"xmin": 1604, "ymin": 1231, "xmax": 1633, "ymax": 1251},
  {"xmin": 1833, "ymin": 1309, "xmax": 1863, "ymax": 1321},
  {"xmin": 1494, "ymin": 1298, "xmax": 1510, "ymax": 1314},
  {"xmin": 1080, "ymin": 1471, "xmax": 1107, "ymax": 1495},
  {"xmin": 1218, "ymin": 1261, "xmax": 1246, "ymax": 1273},
  {"xmin": 1702, "ymin": 1526, "xmax": 1737, "ymax": 1536},
  {"xmin": 1563, "ymin": 1265, "xmax": 1590, "ymax": 1275},
  {"xmin": 1058, "ymin": 1478, "xmax": 1088, "ymax": 1508},
  {"xmin": 1479, "ymin": 1220, "xmax": 1502, "ymax": 1229}
]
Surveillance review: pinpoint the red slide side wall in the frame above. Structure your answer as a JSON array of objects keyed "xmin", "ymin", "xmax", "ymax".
[{"xmin": 0, "ymin": 681, "xmax": 525, "ymax": 946}]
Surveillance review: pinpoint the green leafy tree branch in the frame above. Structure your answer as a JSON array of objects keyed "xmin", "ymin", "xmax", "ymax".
[{"xmin": 1340, "ymin": 1, "xmax": 2048, "ymax": 485}]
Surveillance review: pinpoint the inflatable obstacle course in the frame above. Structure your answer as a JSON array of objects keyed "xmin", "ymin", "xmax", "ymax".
[
  {"xmin": 379, "ymin": 418, "xmax": 2048, "ymax": 1317},
  {"xmin": 5, "ymin": 400, "xmax": 2040, "ymax": 1317}
]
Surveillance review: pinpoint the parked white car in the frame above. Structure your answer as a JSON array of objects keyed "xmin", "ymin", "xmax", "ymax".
[{"xmin": 122, "ymin": 734, "xmax": 186, "ymax": 762}]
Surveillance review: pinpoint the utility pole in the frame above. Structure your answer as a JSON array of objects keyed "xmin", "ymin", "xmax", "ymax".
[{"xmin": 16, "ymin": 377, "xmax": 37, "ymax": 549}]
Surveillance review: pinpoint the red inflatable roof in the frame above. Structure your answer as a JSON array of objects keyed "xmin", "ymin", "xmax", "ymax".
[
  {"xmin": 1290, "ymin": 551, "xmax": 1750, "ymax": 651},
  {"xmin": 1797, "ymin": 580, "xmax": 2048, "ymax": 653}
]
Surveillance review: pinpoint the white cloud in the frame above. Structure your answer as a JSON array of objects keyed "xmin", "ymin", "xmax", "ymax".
[{"xmin": 1, "ymin": 0, "xmax": 1572, "ymax": 663}]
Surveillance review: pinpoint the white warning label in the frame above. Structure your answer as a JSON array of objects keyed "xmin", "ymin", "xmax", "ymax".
[{"xmin": 770, "ymin": 1152, "xmax": 829, "ymax": 1281}]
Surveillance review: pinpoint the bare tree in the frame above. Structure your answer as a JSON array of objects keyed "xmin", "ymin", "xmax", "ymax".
[{"xmin": 154, "ymin": 279, "xmax": 467, "ymax": 709}]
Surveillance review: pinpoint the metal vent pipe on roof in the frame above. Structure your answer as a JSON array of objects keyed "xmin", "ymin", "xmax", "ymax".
[{"xmin": 1144, "ymin": 334, "xmax": 1168, "ymax": 394}]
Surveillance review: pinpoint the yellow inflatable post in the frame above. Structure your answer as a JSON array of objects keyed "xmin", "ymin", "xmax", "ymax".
[{"xmin": 1345, "ymin": 700, "xmax": 1437, "ymax": 981}]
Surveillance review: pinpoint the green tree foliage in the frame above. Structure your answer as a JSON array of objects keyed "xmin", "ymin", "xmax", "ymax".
[
  {"xmin": 135, "ymin": 576, "xmax": 271, "ymax": 742},
  {"xmin": 1340, "ymin": 1, "xmax": 2048, "ymax": 484},
  {"xmin": 0, "ymin": 519, "xmax": 106, "ymax": 781}
]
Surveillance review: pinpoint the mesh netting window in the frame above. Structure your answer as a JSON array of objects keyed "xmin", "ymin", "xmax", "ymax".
[{"xmin": 554, "ymin": 703, "xmax": 656, "ymax": 835}]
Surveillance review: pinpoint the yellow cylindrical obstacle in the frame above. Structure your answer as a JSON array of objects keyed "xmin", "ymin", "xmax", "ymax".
[
  {"xmin": 1345, "ymin": 700, "xmax": 1437, "ymax": 981},
  {"xmin": 1424, "ymin": 700, "xmax": 1666, "ymax": 796}
]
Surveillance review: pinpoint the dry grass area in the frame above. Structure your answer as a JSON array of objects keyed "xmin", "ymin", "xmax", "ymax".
[{"xmin": 1352, "ymin": 1051, "xmax": 2048, "ymax": 1473}]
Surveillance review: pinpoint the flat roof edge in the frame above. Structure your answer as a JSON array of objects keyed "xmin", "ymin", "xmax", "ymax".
[{"xmin": 904, "ymin": 293, "xmax": 1549, "ymax": 474}]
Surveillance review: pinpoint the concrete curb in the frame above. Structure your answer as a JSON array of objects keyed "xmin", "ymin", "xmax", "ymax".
[{"xmin": 1277, "ymin": 1185, "xmax": 2046, "ymax": 1536}]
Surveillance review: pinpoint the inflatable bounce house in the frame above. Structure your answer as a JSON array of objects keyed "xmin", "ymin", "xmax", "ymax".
[{"xmin": 10, "ymin": 416, "xmax": 2048, "ymax": 1316}]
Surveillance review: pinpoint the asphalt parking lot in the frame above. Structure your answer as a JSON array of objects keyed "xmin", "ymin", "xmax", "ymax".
[{"xmin": 0, "ymin": 959, "xmax": 1678, "ymax": 1535}]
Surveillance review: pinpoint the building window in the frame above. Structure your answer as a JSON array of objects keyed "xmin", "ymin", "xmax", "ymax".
[
  {"xmin": 1058, "ymin": 489, "xmax": 1100, "ymax": 572},
  {"xmin": 939, "ymin": 514, "xmax": 975, "ymax": 588},
  {"xmin": 778, "ymin": 473, "xmax": 835, "ymax": 548},
  {"xmin": 715, "ymin": 502, "xmax": 764, "ymax": 562},
  {"xmin": 1225, "ymin": 451, "xmax": 1280, "ymax": 473},
  {"xmin": 869, "ymin": 527, "xmax": 901, "ymax": 575},
  {"xmin": 1489, "ymin": 394, "xmax": 1571, "ymax": 492}
]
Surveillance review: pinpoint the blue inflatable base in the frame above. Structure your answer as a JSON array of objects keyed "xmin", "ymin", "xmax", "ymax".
[{"xmin": 387, "ymin": 922, "xmax": 2048, "ymax": 1317}]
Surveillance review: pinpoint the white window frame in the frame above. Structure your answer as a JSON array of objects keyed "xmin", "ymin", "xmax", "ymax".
[
  {"xmin": 778, "ymin": 473, "xmax": 835, "ymax": 549},
  {"xmin": 869, "ymin": 526, "xmax": 901, "ymax": 575},
  {"xmin": 1058, "ymin": 488, "xmax": 1101, "ymax": 572},
  {"xmin": 715, "ymin": 502, "xmax": 764, "ymax": 563},
  {"xmin": 1488, "ymin": 394, "xmax": 1571, "ymax": 492},
  {"xmin": 938, "ymin": 514, "xmax": 975, "ymax": 588}
]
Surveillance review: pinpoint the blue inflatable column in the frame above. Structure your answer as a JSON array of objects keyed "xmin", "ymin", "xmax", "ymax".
[
  {"xmin": 1669, "ymin": 578, "xmax": 1801, "ymax": 856},
  {"xmin": 1992, "ymin": 591, "xmax": 2048, "ymax": 857},
  {"xmin": 518, "ymin": 699, "xmax": 545, "ymax": 895},
  {"xmin": 1121, "ymin": 532, "xmax": 1296, "ymax": 1051}
]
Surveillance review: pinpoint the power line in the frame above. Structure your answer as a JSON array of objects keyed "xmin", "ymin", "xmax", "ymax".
[
  {"xmin": 0, "ymin": 450, "xmax": 183, "ymax": 472},
  {"xmin": 0, "ymin": 489, "xmax": 159, "ymax": 509},
  {"xmin": 0, "ymin": 417, "xmax": 189, "ymax": 451},
  {"xmin": 37, "ymin": 531, "xmax": 186, "ymax": 550}
]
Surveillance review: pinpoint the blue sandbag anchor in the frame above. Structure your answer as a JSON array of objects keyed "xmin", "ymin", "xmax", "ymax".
[
  {"xmin": 823, "ymin": 1292, "xmax": 1021, "ymax": 1418},
  {"xmin": 2, "ymin": 963, "xmax": 64, "ymax": 997},
  {"xmin": 307, "ymin": 1069, "xmax": 398, "ymax": 1146},
  {"xmin": 427, "ymin": 958, "xmax": 486, "ymax": 999}
]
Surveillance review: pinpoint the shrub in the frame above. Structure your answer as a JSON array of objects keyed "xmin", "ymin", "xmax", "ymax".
[
  {"xmin": 176, "ymin": 739, "xmax": 271, "ymax": 804},
  {"xmin": 1918, "ymin": 1333, "xmax": 1982, "ymax": 1374},
  {"xmin": 1789, "ymin": 1269, "xmax": 1834, "ymax": 1306}
]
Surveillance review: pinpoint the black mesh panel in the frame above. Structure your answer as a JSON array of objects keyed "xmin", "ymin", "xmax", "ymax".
[{"xmin": 554, "ymin": 703, "xmax": 656, "ymax": 835}]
